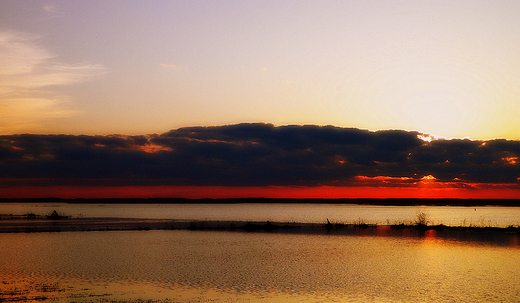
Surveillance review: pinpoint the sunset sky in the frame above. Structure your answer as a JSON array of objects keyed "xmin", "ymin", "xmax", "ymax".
[{"xmin": 1, "ymin": 1, "xmax": 520, "ymax": 199}]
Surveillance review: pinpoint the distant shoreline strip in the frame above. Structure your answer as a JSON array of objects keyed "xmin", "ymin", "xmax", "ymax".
[{"xmin": 2, "ymin": 198, "xmax": 520, "ymax": 206}]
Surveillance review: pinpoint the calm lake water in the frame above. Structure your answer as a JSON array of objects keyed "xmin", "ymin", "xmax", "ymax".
[
  {"xmin": 1, "ymin": 203, "xmax": 519, "ymax": 302},
  {"xmin": 1, "ymin": 202, "xmax": 520, "ymax": 227},
  {"xmin": 0, "ymin": 229, "xmax": 519, "ymax": 302}
]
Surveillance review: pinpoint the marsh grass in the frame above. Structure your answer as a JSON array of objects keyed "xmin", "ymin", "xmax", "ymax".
[
  {"xmin": 24, "ymin": 213, "xmax": 37, "ymax": 219},
  {"xmin": 353, "ymin": 218, "xmax": 375, "ymax": 228},
  {"xmin": 415, "ymin": 211, "xmax": 430, "ymax": 226},
  {"xmin": 46, "ymin": 210, "xmax": 68, "ymax": 220},
  {"xmin": 0, "ymin": 210, "xmax": 69, "ymax": 221},
  {"xmin": 0, "ymin": 212, "xmax": 518, "ymax": 234}
]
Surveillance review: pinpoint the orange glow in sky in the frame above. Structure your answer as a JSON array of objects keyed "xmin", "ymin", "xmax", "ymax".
[{"xmin": 1, "ymin": 185, "xmax": 520, "ymax": 200}]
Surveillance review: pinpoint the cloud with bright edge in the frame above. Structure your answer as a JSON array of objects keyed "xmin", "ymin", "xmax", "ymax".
[
  {"xmin": 1, "ymin": 123, "xmax": 519, "ymax": 191},
  {"xmin": 0, "ymin": 31, "xmax": 107, "ymax": 134}
]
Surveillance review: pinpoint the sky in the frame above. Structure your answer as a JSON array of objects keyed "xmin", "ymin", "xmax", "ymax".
[{"xmin": 1, "ymin": 1, "xmax": 520, "ymax": 199}]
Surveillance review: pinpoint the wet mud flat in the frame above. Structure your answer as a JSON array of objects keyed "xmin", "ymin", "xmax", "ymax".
[{"xmin": 0, "ymin": 272, "xmax": 288, "ymax": 303}]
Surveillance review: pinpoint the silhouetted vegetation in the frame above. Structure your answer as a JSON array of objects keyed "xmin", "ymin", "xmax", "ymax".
[
  {"xmin": 353, "ymin": 218, "xmax": 376, "ymax": 228},
  {"xmin": 46, "ymin": 210, "xmax": 68, "ymax": 220},
  {"xmin": 325, "ymin": 218, "xmax": 333, "ymax": 231},
  {"xmin": 415, "ymin": 212, "xmax": 430, "ymax": 226},
  {"xmin": 0, "ymin": 210, "xmax": 69, "ymax": 221},
  {"xmin": 0, "ymin": 212, "xmax": 518, "ymax": 240},
  {"xmin": 24, "ymin": 213, "xmax": 37, "ymax": 219}
]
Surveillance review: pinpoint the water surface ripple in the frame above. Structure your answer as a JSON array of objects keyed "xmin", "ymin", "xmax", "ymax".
[{"xmin": 1, "ymin": 230, "xmax": 519, "ymax": 302}]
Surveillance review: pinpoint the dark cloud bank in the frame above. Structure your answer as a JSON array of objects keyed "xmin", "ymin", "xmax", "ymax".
[{"xmin": 1, "ymin": 123, "xmax": 519, "ymax": 188}]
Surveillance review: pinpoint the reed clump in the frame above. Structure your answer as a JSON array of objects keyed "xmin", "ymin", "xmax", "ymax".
[
  {"xmin": 46, "ymin": 210, "xmax": 68, "ymax": 220},
  {"xmin": 415, "ymin": 212, "xmax": 430, "ymax": 227}
]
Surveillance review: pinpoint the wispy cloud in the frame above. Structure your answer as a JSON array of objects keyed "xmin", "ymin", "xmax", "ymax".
[
  {"xmin": 159, "ymin": 63, "xmax": 180, "ymax": 71},
  {"xmin": 42, "ymin": 5, "xmax": 60, "ymax": 14},
  {"xmin": 0, "ymin": 32, "xmax": 53, "ymax": 76},
  {"xmin": 0, "ymin": 95, "xmax": 76, "ymax": 133},
  {"xmin": 0, "ymin": 31, "xmax": 107, "ymax": 133},
  {"xmin": 39, "ymin": 4, "xmax": 66, "ymax": 20}
]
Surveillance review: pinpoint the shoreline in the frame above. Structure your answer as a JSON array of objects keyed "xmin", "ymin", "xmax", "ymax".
[
  {"xmin": 2, "ymin": 197, "xmax": 520, "ymax": 206},
  {"xmin": 0, "ymin": 216, "xmax": 519, "ymax": 246}
]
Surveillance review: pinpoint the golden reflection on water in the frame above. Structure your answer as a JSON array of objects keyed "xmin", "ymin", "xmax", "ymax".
[
  {"xmin": 1, "ymin": 230, "xmax": 519, "ymax": 302},
  {"xmin": 1, "ymin": 271, "xmax": 368, "ymax": 303},
  {"xmin": 423, "ymin": 229, "xmax": 437, "ymax": 240}
]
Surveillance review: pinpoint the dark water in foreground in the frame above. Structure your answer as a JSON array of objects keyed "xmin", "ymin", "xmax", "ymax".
[{"xmin": 1, "ymin": 229, "xmax": 519, "ymax": 302}]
